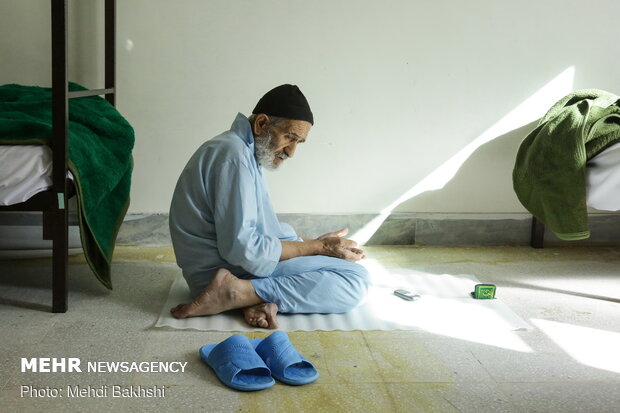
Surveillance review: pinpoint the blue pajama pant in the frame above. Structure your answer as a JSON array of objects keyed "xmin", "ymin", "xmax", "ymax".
[
  {"xmin": 247, "ymin": 256, "xmax": 370, "ymax": 314},
  {"xmin": 184, "ymin": 256, "xmax": 370, "ymax": 314}
]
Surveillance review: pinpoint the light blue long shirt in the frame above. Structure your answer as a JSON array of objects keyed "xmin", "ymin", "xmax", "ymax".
[{"xmin": 169, "ymin": 113, "xmax": 300, "ymax": 292}]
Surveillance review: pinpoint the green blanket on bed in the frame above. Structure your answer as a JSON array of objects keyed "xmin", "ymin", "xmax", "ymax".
[
  {"xmin": 513, "ymin": 89, "xmax": 620, "ymax": 240},
  {"xmin": 0, "ymin": 83, "xmax": 134, "ymax": 289}
]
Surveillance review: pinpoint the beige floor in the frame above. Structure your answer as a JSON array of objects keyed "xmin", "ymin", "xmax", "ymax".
[{"xmin": 1, "ymin": 245, "xmax": 619, "ymax": 413}]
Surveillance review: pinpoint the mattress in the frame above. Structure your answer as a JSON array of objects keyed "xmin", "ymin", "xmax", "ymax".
[
  {"xmin": 586, "ymin": 142, "xmax": 620, "ymax": 211},
  {"xmin": 1, "ymin": 142, "xmax": 620, "ymax": 210},
  {"xmin": 0, "ymin": 145, "xmax": 78, "ymax": 258},
  {"xmin": 0, "ymin": 145, "xmax": 72, "ymax": 206}
]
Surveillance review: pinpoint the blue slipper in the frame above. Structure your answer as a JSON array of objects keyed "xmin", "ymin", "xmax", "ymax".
[
  {"xmin": 251, "ymin": 331, "xmax": 319, "ymax": 385},
  {"xmin": 199, "ymin": 334, "xmax": 275, "ymax": 391}
]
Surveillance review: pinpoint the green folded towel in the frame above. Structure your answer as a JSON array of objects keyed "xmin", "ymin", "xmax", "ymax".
[
  {"xmin": 513, "ymin": 89, "xmax": 620, "ymax": 240},
  {"xmin": 0, "ymin": 83, "xmax": 134, "ymax": 289}
]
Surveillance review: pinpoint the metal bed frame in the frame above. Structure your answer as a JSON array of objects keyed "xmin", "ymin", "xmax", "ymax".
[
  {"xmin": 531, "ymin": 216, "xmax": 545, "ymax": 248},
  {"xmin": 0, "ymin": 0, "xmax": 116, "ymax": 312}
]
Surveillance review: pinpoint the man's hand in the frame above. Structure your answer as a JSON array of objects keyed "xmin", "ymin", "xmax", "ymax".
[
  {"xmin": 319, "ymin": 236, "xmax": 366, "ymax": 262},
  {"xmin": 316, "ymin": 227, "xmax": 365, "ymax": 262},
  {"xmin": 281, "ymin": 227, "xmax": 366, "ymax": 262},
  {"xmin": 316, "ymin": 227, "xmax": 350, "ymax": 240}
]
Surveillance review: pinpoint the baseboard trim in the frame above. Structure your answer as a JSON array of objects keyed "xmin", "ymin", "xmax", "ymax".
[
  {"xmin": 2, "ymin": 212, "xmax": 619, "ymax": 249},
  {"xmin": 115, "ymin": 212, "xmax": 620, "ymax": 247}
]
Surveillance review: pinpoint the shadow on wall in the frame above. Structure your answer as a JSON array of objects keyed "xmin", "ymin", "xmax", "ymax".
[
  {"xmin": 394, "ymin": 120, "xmax": 538, "ymax": 213},
  {"xmin": 351, "ymin": 66, "xmax": 577, "ymax": 244},
  {"xmin": 348, "ymin": 121, "xmax": 541, "ymax": 246},
  {"xmin": 363, "ymin": 121, "xmax": 539, "ymax": 246}
]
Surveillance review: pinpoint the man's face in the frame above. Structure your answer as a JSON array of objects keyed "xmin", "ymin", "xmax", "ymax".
[{"xmin": 253, "ymin": 116, "xmax": 312, "ymax": 170}]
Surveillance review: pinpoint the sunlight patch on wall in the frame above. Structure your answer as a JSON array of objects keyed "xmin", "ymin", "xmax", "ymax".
[{"xmin": 351, "ymin": 67, "xmax": 575, "ymax": 244}]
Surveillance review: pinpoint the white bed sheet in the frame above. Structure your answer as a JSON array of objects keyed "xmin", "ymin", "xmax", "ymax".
[
  {"xmin": 0, "ymin": 145, "xmax": 75, "ymax": 206},
  {"xmin": 0, "ymin": 145, "xmax": 54, "ymax": 206},
  {"xmin": 586, "ymin": 142, "xmax": 620, "ymax": 211}
]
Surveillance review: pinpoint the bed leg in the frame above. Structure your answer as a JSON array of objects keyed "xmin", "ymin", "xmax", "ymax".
[
  {"xmin": 531, "ymin": 216, "xmax": 545, "ymax": 249},
  {"xmin": 52, "ymin": 207, "xmax": 68, "ymax": 313},
  {"xmin": 42, "ymin": 211, "xmax": 53, "ymax": 240}
]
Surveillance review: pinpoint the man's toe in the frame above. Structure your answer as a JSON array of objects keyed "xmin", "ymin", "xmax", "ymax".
[
  {"xmin": 264, "ymin": 304, "xmax": 279, "ymax": 329},
  {"xmin": 171, "ymin": 304, "xmax": 191, "ymax": 319},
  {"xmin": 266, "ymin": 315, "xmax": 279, "ymax": 329},
  {"xmin": 170, "ymin": 304, "xmax": 182, "ymax": 315}
]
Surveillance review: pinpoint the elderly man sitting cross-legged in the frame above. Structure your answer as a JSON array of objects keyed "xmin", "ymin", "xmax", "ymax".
[{"xmin": 168, "ymin": 84, "xmax": 370, "ymax": 329}]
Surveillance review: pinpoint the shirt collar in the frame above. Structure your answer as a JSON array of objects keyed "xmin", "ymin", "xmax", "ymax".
[
  {"xmin": 230, "ymin": 113, "xmax": 263, "ymax": 173},
  {"xmin": 230, "ymin": 112, "xmax": 254, "ymax": 147}
]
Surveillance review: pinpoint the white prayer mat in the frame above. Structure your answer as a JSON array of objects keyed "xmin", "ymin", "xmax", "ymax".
[{"xmin": 156, "ymin": 259, "xmax": 530, "ymax": 333}]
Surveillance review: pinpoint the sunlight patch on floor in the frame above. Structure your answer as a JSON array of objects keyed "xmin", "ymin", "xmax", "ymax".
[{"xmin": 531, "ymin": 318, "xmax": 620, "ymax": 374}]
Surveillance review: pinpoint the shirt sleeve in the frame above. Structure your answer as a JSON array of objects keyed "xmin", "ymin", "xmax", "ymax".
[
  {"xmin": 278, "ymin": 222, "xmax": 302, "ymax": 242},
  {"xmin": 211, "ymin": 159, "xmax": 282, "ymax": 277}
]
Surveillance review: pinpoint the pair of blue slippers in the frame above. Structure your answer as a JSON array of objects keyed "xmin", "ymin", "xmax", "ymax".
[{"xmin": 199, "ymin": 331, "xmax": 319, "ymax": 391}]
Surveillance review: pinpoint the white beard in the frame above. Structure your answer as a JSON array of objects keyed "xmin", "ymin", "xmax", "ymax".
[{"xmin": 254, "ymin": 133, "xmax": 288, "ymax": 170}]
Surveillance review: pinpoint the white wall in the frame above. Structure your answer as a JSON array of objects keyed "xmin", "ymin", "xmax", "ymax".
[
  {"xmin": 0, "ymin": 1, "xmax": 51, "ymax": 85},
  {"xmin": 0, "ymin": 0, "xmax": 101, "ymax": 88},
  {"xmin": 2, "ymin": 0, "xmax": 620, "ymax": 215}
]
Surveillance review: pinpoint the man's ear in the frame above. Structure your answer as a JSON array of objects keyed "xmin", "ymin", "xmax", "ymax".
[{"xmin": 252, "ymin": 113, "xmax": 269, "ymax": 135}]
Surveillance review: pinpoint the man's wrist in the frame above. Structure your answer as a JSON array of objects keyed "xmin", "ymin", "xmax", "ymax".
[
  {"xmin": 310, "ymin": 239, "xmax": 324, "ymax": 255},
  {"xmin": 298, "ymin": 239, "xmax": 323, "ymax": 256},
  {"xmin": 281, "ymin": 239, "xmax": 324, "ymax": 260}
]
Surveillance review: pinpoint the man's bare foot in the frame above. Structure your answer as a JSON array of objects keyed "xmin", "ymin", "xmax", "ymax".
[
  {"xmin": 243, "ymin": 303, "xmax": 280, "ymax": 329},
  {"xmin": 170, "ymin": 268, "xmax": 262, "ymax": 319}
]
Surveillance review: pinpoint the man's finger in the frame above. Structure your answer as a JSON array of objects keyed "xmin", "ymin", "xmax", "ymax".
[
  {"xmin": 335, "ymin": 228, "xmax": 349, "ymax": 237},
  {"xmin": 349, "ymin": 247, "xmax": 365, "ymax": 256},
  {"xmin": 318, "ymin": 227, "xmax": 349, "ymax": 240},
  {"xmin": 342, "ymin": 248, "xmax": 364, "ymax": 262},
  {"xmin": 340, "ymin": 238, "xmax": 358, "ymax": 248},
  {"xmin": 350, "ymin": 248, "xmax": 366, "ymax": 260}
]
